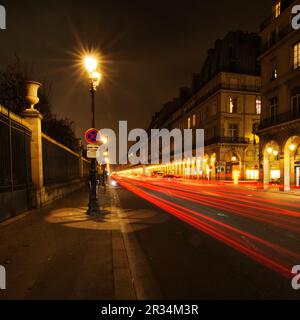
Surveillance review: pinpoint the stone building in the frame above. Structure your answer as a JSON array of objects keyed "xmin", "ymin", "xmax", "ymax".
[
  {"xmin": 147, "ymin": 31, "xmax": 262, "ymax": 182},
  {"xmin": 256, "ymin": 0, "xmax": 300, "ymax": 190}
]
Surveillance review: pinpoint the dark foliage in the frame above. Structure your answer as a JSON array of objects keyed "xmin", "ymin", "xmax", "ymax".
[{"xmin": 0, "ymin": 55, "xmax": 78, "ymax": 151}]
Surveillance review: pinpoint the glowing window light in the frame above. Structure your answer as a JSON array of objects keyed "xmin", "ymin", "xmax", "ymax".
[
  {"xmin": 270, "ymin": 170, "xmax": 280, "ymax": 179},
  {"xmin": 246, "ymin": 170, "xmax": 259, "ymax": 180}
]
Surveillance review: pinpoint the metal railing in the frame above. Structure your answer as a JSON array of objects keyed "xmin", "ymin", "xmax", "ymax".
[
  {"xmin": 259, "ymin": 110, "xmax": 300, "ymax": 129},
  {"xmin": 205, "ymin": 137, "xmax": 250, "ymax": 146},
  {"xmin": 0, "ymin": 107, "xmax": 32, "ymax": 221},
  {"xmin": 42, "ymin": 134, "xmax": 88, "ymax": 186}
]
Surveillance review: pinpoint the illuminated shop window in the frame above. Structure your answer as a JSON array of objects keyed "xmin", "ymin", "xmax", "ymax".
[
  {"xmin": 270, "ymin": 170, "xmax": 280, "ymax": 180},
  {"xmin": 246, "ymin": 170, "xmax": 259, "ymax": 180},
  {"xmin": 188, "ymin": 117, "xmax": 191, "ymax": 129}
]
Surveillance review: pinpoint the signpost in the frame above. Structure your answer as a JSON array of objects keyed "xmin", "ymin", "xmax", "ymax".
[
  {"xmin": 87, "ymin": 144, "xmax": 99, "ymax": 159},
  {"xmin": 85, "ymin": 128, "xmax": 99, "ymax": 145}
]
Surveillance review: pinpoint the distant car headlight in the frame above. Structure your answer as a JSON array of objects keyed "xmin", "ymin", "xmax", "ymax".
[{"xmin": 111, "ymin": 180, "xmax": 118, "ymax": 187}]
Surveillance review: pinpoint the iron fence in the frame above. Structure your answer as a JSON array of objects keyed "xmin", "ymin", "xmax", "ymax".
[
  {"xmin": 42, "ymin": 135, "xmax": 90, "ymax": 186},
  {"xmin": 0, "ymin": 108, "xmax": 32, "ymax": 222}
]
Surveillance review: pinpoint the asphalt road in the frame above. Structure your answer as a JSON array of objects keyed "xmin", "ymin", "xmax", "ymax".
[
  {"xmin": 0, "ymin": 179, "xmax": 300, "ymax": 300},
  {"xmin": 114, "ymin": 175, "xmax": 300, "ymax": 299}
]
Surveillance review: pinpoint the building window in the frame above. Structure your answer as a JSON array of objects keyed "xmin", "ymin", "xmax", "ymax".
[
  {"xmin": 199, "ymin": 111, "xmax": 203, "ymax": 122},
  {"xmin": 271, "ymin": 58, "xmax": 278, "ymax": 80},
  {"xmin": 229, "ymin": 97, "xmax": 238, "ymax": 113},
  {"xmin": 269, "ymin": 29, "xmax": 278, "ymax": 46},
  {"xmin": 293, "ymin": 42, "xmax": 300, "ymax": 69},
  {"xmin": 213, "ymin": 126, "xmax": 217, "ymax": 137},
  {"xmin": 273, "ymin": 1, "xmax": 281, "ymax": 18},
  {"xmin": 256, "ymin": 98, "xmax": 262, "ymax": 115},
  {"xmin": 188, "ymin": 117, "xmax": 191, "ymax": 129},
  {"xmin": 246, "ymin": 170, "xmax": 259, "ymax": 180},
  {"xmin": 270, "ymin": 97, "xmax": 278, "ymax": 122},
  {"xmin": 192, "ymin": 114, "xmax": 196, "ymax": 127},
  {"xmin": 292, "ymin": 94, "xmax": 300, "ymax": 116},
  {"xmin": 229, "ymin": 124, "xmax": 238, "ymax": 138}
]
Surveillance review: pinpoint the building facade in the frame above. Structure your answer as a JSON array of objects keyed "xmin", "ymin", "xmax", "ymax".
[
  {"xmin": 146, "ymin": 31, "xmax": 262, "ymax": 182},
  {"xmin": 256, "ymin": 0, "xmax": 300, "ymax": 191}
]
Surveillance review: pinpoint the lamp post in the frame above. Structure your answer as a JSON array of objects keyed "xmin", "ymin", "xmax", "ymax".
[{"xmin": 84, "ymin": 56, "xmax": 101, "ymax": 216}]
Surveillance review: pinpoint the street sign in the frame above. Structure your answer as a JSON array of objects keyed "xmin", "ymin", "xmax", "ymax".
[
  {"xmin": 85, "ymin": 128, "xmax": 99, "ymax": 145},
  {"xmin": 87, "ymin": 144, "xmax": 99, "ymax": 159}
]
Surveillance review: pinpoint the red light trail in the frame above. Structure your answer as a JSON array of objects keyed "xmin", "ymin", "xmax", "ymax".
[{"xmin": 114, "ymin": 176, "xmax": 300, "ymax": 279}]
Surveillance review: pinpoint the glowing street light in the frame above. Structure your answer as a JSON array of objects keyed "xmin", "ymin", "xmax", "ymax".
[
  {"xmin": 290, "ymin": 144, "xmax": 296, "ymax": 151},
  {"xmin": 273, "ymin": 150, "xmax": 279, "ymax": 157},
  {"xmin": 267, "ymin": 147, "xmax": 273, "ymax": 154},
  {"xmin": 83, "ymin": 55, "xmax": 102, "ymax": 216},
  {"xmin": 84, "ymin": 56, "xmax": 98, "ymax": 73},
  {"xmin": 101, "ymin": 135, "xmax": 108, "ymax": 144}
]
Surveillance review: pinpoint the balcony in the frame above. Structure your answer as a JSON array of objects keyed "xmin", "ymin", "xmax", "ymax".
[
  {"xmin": 259, "ymin": 110, "xmax": 300, "ymax": 129},
  {"xmin": 205, "ymin": 137, "xmax": 250, "ymax": 146}
]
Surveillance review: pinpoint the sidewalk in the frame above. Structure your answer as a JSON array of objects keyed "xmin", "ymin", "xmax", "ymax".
[{"xmin": 0, "ymin": 185, "xmax": 149, "ymax": 300}]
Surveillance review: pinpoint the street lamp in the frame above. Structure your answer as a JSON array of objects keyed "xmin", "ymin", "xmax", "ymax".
[
  {"xmin": 290, "ymin": 144, "xmax": 296, "ymax": 152},
  {"xmin": 84, "ymin": 55, "xmax": 101, "ymax": 216}
]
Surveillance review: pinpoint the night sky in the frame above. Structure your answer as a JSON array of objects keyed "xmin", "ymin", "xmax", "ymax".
[{"xmin": 0, "ymin": 0, "xmax": 273, "ymax": 139}]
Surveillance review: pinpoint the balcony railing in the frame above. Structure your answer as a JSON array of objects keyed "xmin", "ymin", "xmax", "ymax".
[
  {"xmin": 259, "ymin": 110, "xmax": 300, "ymax": 129},
  {"xmin": 205, "ymin": 137, "xmax": 250, "ymax": 146}
]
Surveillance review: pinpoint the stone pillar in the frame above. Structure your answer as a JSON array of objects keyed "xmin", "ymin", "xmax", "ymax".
[
  {"xmin": 280, "ymin": 151, "xmax": 290, "ymax": 192},
  {"xmin": 22, "ymin": 109, "xmax": 45, "ymax": 207},
  {"xmin": 263, "ymin": 158, "xmax": 270, "ymax": 190},
  {"xmin": 22, "ymin": 81, "xmax": 45, "ymax": 208}
]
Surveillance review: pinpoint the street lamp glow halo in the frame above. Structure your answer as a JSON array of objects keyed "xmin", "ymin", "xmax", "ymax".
[
  {"xmin": 290, "ymin": 144, "xmax": 296, "ymax": 151},
  {"xmin": 101, "ymin": 136, "xmax": 108, "ymax": 144},
  {"xmin": 84, "ymin": 56, "xmax": 98, "ymax": 73}
]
